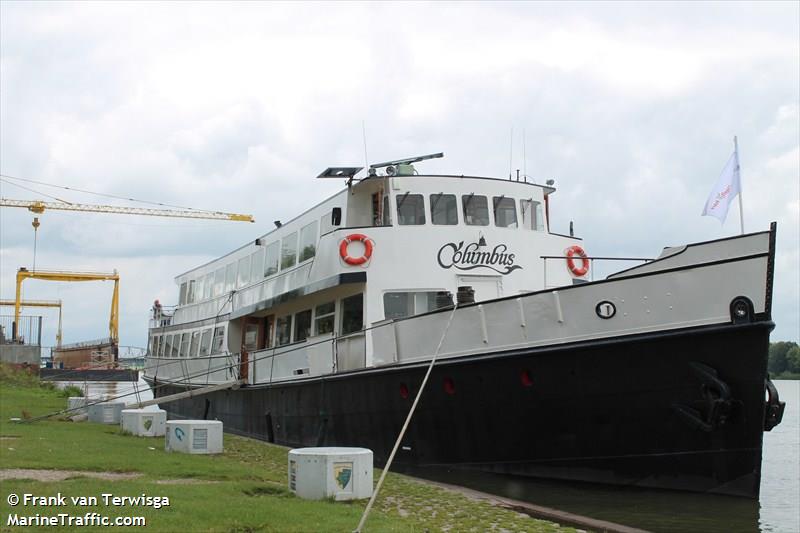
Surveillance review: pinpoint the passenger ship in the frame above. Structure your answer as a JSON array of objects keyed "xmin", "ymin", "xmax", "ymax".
[{"xmin": 144, "ymin": 153, "xmax": 784, "ymax": 498}]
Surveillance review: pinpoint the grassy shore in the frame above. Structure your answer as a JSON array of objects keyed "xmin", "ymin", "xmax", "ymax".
[{"xmin": 0, "ymin": 366, "xmax": 572, "ymax": 532}]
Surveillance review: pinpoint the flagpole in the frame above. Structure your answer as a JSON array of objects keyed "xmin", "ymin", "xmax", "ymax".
[{"xmin": 734, "ymin": 136, "xmax": 744, "ymax": 235}]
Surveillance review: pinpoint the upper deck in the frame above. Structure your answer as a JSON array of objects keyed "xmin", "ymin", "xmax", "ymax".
[{"xmin": 166, "ymin": 170, "xmax": 584, "ymax": 327}]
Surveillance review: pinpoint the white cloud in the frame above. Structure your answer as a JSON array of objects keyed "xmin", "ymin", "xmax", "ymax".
[{"xmin": 1, "ymin": 1, "xmax": 798, "ymax": 344}]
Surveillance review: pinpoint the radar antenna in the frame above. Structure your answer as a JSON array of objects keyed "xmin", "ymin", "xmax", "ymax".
[{"xmin": 369, "ymin": 152, "xmax": 443, "ymax": 170}]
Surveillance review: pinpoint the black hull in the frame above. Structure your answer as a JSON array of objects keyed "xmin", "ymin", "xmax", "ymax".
[{"xmin": 147, "ymin": 322, "xmax": 774, "ymax": 498}]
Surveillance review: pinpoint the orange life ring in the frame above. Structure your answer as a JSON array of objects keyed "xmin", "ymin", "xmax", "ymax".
[
  {"xmin": 566, "ymin": 245, "xmax": 589, "ymax": 276},
  {"xmin": 340, "ymin": 234, "xmax": 373, "ymax": 266}
]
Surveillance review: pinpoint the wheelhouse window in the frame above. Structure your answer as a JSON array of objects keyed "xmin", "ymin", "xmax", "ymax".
[
  {"xmin": 341, "ymin": 294, "xmax": 363, "ymax": 335},
  {"xmin": 430, "ymin": 194, "xmax": 458, "ymax": 225},
  {"xmin": 462, "ymin": 194, "xmax": 490, "ymax": 226},
  {"xmin": 199, "ymin": 328, "xmax": 212, "ymax": 356},
  {"xmin": 225, "ymin": 263, "xmax": 236, "ymax": 293},
  {"xmin": 264, "ymin": 241, "xmax": 279, "ymax": 276},
  {"xmin": 384, "ymin": 291, "xmax": 439, "ymax": 319},
  {"xmin": 152, "ymin": 336, "xmax": 160, "ymax": 357},
  {"xmin": 212, "ymin": 326, "xmax": 225, "ymax": 354},
  {"xmin": 276, "ymin": 316, "xmax": 292, "ymax": 346},
  {"xmin": 493, "ymin": 196, "xmax": 518, "ymax": 228},
  {"xmin": 250, "ymin": 249, "xmax": 264, "ymax": 282},
  {"xmin": 294, "ymin": 310, "xmax": 312, "ymax": 342},
  {"xmin": 281, "ymin": 232, "xmax": 298, "ymax": 270},
  {"xmin": 520, "ymin": 199, "xmax": 545, "ymax": 231},
  {"xmin": 179, "ymin": 282, "xmax": 188, "ymax": 305},
  {"xmin": 396, "ymin": 193, "xmax": 425, "ymax": 225},
  {"xmin": 314, "ymin": 301, "xmax": 335, "ymax": 335},
  {"xmin": 160, "ymin": 335, "xmax": 170, "ymax": 357},
  {"xmin": 383, "ymin": 196, "xmax": 391, "ymax": 225},
  {"xmin": 299, "ymin": 221, "xmax": 318, "ymax": 262}
]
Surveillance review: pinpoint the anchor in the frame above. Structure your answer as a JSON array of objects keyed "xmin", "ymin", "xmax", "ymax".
[
  {"xmin": 764, "ymin": 376, "xmax": 785, "ymax": 431},
  {"xmin": 673, "ymin": 362, "xmax": 735, "ymax": 432}
]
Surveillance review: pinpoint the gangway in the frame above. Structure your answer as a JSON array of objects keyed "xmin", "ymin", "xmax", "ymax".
[{"xmin": 125, "ymin": 380, "xmax": 244, "ymax": 409}]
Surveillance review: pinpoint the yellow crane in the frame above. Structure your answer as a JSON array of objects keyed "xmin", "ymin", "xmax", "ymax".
[
  {"xmin": 13, "ymin": 269, "xmax": 119, "ymax": 344},
  {"xmin": 0, "ymin": 299, "xmax": 63, "ymax": 346},
  {"xmin": 1, "ymin": 187, "xmax": 254, "ymax": 344},
  {"xmin": 0, "ymin": 198, "xmax": 254, "ymax": 222}
]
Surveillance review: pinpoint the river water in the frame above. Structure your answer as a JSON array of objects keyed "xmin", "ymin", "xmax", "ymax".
[{"xmin": 65, "ymin": 379, "xmax": 798, "ymax": 532}]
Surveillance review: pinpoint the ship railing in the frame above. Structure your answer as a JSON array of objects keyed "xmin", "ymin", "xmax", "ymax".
[
  {"xmin": 540, "ymin": 255, "xmax": 653, "ymax": 287},
  {"xmin": 164, "ymin": 262, "xmax": 316, "ymax": 328},
  {"xmin": 0, "ymin": 315, "xmax": 42, "ymax": 346},
  {"xmin": 232, "ymin": 262, "xmax": 314, "ymax": 311},
  {"xmin": 148, "ymin": 315, "xmax": 173, "ymax": 328},
  {"xmin": 149, "ymin": 304, "xmax": 177, "ymax": 328},
  {"xmin": 334, "ymin": 332, "xmax": 366, "ymax": 372},
  {"xmin": 170, "ymin": 294, "xmax": 232, "ymax": 325},
  {"xmin": 144, "ymin": 352, "xmax": 240, "ymax": 385},
  {"xmin": 242, "ymin": 331, "xmax": 365, "ymax": 385}
]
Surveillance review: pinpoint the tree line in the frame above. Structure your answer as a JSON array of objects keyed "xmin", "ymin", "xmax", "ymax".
[{"xmin": 769, "ymin": 341, "xmax": 800, "ymax": 378}]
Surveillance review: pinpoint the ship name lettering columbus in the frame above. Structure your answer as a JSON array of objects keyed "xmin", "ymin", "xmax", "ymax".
[{"xmin": 437, "ymin": 241, "xmax": 522, "ymax": 275}]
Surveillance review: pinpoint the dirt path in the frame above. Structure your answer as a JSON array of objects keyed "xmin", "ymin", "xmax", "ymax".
[{"xmin": 0, "ymin": 469, "xmax": 141, "ymax": 482}]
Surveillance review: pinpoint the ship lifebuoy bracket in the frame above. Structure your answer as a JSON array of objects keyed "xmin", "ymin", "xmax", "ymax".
[
  {"xmin": 566, "ymin": 245, "xmax": 589, "ymax": 277},
  {"xmin": 340, "ymin": 234, "xmax": 373, "ymax": 266}
]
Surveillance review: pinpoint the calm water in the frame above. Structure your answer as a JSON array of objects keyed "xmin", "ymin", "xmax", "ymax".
[
  {"xmin": 61, "ymin": 379, "xmax": 798, "ymax": 532},
  {"xmin": 59, "ymin": 377, "xmax": 157, "ymax": 411}
]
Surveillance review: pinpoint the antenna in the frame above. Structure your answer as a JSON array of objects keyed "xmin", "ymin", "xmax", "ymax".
[
  {"xmin": 523, "ymin": 129, "xmax": 527, "ymax": 182},
  {"xmin": 509, "ymin": 127, "xmax": 513, "ymax": 180},
  {"xmin": 362, "ymin": 121, "xmax": 369, "ymax": 174}
]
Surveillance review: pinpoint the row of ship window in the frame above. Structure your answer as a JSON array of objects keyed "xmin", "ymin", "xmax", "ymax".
[
  {"xmin": 154, "ymin": 290, "xmax": 438, "ymax": 358},
  {"xmin": 179, "ymin": 194, "xmax": 545, "ymax": 306},
  {"xmin": 245, "ymin": 294, "xmax": 364, "ymax": 350},
  {"xmin": 179, "ymin": 218, "xmax": 321, "ymax": 305},
  {"xmin": 396, "ymin": 194, "xmax": 545, "ymax": 229},
  {"xmin": 156, "ymin": 293, "xmax": 364, "ymax": 358},
  {"xmin": 150, "ymin": 325, "xmax": 226, "ymax": 358}
]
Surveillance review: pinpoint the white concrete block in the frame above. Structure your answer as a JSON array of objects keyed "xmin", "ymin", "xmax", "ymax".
[
  {"xmin": 165, "ymin": 420, "xmax": 223, "ymax": 454},
  {"xmin": 67, "ymin": 396, "xmax": 89, "ymax": 415},
  {"xmin": 288, "ymin": 447, "xmax": 373, "ymax": 501},
  {"xmin": 121, "ymin": 409, "xmax": 167, "ymax": 437},
  {"xmin": 87, "ymin": 402, "xmax": 125, "ymax": 424}
]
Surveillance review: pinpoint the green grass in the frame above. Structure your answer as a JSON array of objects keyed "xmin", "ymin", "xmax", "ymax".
[{"xmin": 0, "ymin": 365, "xmax": 571, "ymax": 532}]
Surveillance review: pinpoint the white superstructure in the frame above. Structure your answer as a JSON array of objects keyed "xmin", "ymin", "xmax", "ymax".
[{"xmin": 146, "ymin": 156, "xmax": 587, "ymax": 384}]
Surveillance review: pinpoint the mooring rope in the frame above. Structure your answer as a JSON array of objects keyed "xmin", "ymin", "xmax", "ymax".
[{"xmin": 355, "ymin": 303, "xmax": 459, "ymax": 533}]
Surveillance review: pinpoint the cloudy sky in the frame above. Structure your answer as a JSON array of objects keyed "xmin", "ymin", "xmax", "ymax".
[{"xmin": 1, "ymin": 1, "xmax": 798, "ymax": 350}]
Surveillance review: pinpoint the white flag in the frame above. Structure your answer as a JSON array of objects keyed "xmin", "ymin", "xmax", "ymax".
[{"xmin": 702, "ymin": 150, "xmax": 741, "ymax": 223}]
